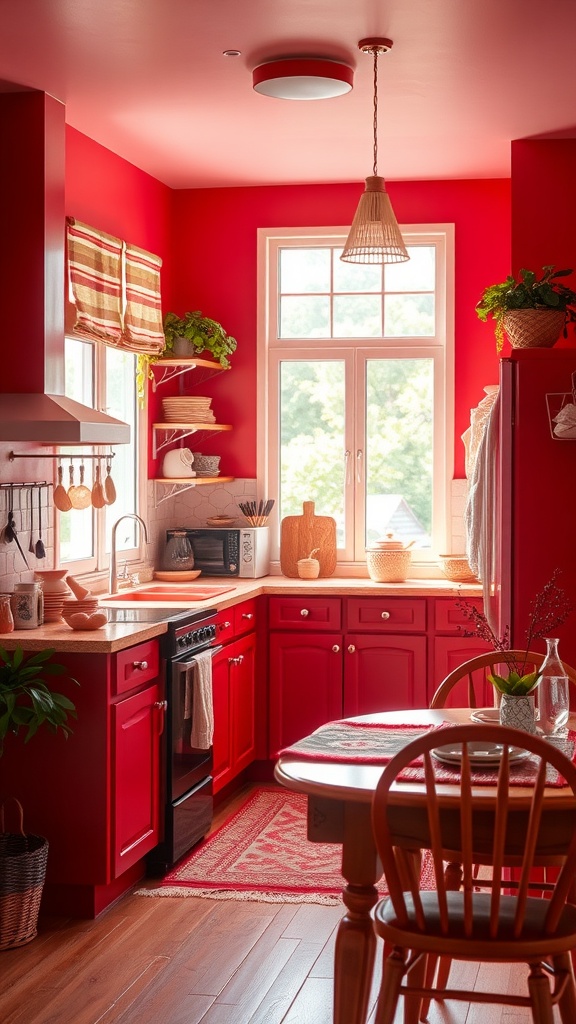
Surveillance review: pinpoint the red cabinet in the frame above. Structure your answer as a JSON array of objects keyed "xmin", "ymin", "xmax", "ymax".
[
  {"xmin": 269, "ymin": 632, "xmax": 343, "ymax": 755},
  {"xmin": 112, "ymin": 681, "xmax": 163, "ymax": 877},
  {"xmin": 212, "ymin": 601, "xmax": 258, "ymax": 794},
  {"xmin": 0, "ymin": 639, "xmax": 164, "ymax": 917},
  {"xmin": 268, "ymin": 596, "xmax": 429, "ymax": 756},
  {"xmin": 343, "ymin": 633, "xmax": 427, "ymax": 717},
  {"xmin": 430, "ymin": 598, "xmax": 491, "ymax": 705}
]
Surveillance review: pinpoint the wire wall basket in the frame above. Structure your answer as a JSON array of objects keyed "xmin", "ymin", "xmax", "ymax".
[{"xmin": 546, "ymin": 371, "xmax": 576, "ymax": 440}]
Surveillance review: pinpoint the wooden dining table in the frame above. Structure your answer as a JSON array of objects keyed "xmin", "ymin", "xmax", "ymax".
[{"xmin": 274, "ymin": 707, "xmax": 576, "ymax": 1024}]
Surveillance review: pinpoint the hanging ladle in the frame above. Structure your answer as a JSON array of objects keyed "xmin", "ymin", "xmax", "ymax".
[
  {"xmin": 35, "ymin": 485, "xmax": 46, "ymax": 560},
  {"xmin": 91, "ymin": 461, "xmax": 106, "ymax": 508},
  {"xmin": 53, "ymin": 462, "xmax": 72, "ymax": 512},
  {"xmin": 104, "ymin": 456, "xmax": 116, "ymax": 505},
  {"xmin": 28, "ymin": 486, "xmax": 35, "ymax": 554}
]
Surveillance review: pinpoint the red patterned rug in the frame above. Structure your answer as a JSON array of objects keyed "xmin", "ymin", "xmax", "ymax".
[{"xmin": 137, "ymin": 786, "xmax": 429, "ymax": 905}]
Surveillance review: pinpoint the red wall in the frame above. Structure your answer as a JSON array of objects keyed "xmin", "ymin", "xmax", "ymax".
[
  {"xmin": 170, "ymin": 179, "xmax": 511, "ymax": 480},
  {"xmin": 63, "ymin": 127, "xmax": 512, "ymax": 482},
  {"xmin": 511, "ymin": 139, "xmax": 576, "ymax": 339}
]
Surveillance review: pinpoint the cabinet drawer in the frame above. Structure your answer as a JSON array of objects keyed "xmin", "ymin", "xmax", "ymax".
[
  {"xmin": 234, "ymin": 598, "xmax": 257, "ymax": 636},
  {"xmin": 434, "ymin": 597, "xmax": 483, "ymax": 634},
  {"xmin": 347, "ymin": 597, "xmax": 426, "ymax": 632},
  {"xmin": 115, "ymin": 639, "xmax": 159, "ymax": 695},
  {"xmin": 215, "ymin": 608, "xmax": 235, "ymax": 644},
  {"xmin": 269, "ymin": 596, "xmax": 342, "ymax": 631}
]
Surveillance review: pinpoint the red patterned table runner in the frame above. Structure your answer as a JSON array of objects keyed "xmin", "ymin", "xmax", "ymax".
[{"xmin": 278, "ymin": 720, "xmax": 576, "ymax": 788}]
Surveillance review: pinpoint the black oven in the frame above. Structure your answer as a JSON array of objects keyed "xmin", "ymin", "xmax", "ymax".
[{"xmin": 146, "ymin": 607, "xmax": 220, "ymax": 875}]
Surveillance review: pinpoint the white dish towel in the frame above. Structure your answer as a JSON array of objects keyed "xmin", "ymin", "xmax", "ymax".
[{"xmin": 182, "ymin": 650, "xmax": 214, "ymax": 750}]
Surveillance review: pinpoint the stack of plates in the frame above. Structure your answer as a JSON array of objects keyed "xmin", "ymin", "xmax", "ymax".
[
  {"xmin": 162, "ymin": 396, "xmax": 213, "ymax": 423},
  {"xmin": 62, "ymin": 597, "xmax": 99, "ymax": 625},
  {"xmin": 43, "ymin": 594, "xmax": 68, "ymax": 622}
]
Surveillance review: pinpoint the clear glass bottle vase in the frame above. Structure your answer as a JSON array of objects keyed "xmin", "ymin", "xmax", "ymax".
[{"xmin": 537, "ymin": 637, "xmax": 570, "ymax": 737}]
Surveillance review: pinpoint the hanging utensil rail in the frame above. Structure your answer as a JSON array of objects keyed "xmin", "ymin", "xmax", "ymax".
[{"xmin": 8, "ymin": 451, "xmax": 116, "ymax": 461}]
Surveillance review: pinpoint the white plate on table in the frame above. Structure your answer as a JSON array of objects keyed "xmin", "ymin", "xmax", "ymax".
[
  {"xmin": 432, "ymin": 740, "xmax": 532, "ymax": 767},
  {"xmin": 470, "ymin": 708, "xmax": 500, "ymax": 724}
]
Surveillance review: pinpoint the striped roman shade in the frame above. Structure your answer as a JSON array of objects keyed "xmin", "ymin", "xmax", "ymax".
[
  {"xmin": 67, "ymin": 219, "xmax": 123, "ymax": 344},
  {"xmin": 123, "ymin": 243, "xmax": 164, "ymax": 354},
  {"xmin": 67, "ymin": 218, "xmax": 164, "ymax": 355}
]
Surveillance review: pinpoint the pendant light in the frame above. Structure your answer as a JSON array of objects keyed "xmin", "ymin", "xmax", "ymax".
[{"xmin": 340, "ymin": 39, "xmax": 409, "ymax": 265}]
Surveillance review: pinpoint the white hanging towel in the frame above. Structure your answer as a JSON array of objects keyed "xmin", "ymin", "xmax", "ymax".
[
  {"xmin": 183, "ymin": 650, "xmax": 214, "ymax": 750},
  {"xmin": 465, "ymin": 387, "xmax": 500, "ymax": 630}
]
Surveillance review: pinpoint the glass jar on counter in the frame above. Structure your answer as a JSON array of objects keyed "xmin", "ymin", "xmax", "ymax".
[
  {"xmin": 0, "ymin": 594, "xmax": 15, "ymax": 633},
  {"xmin": 162, "ymin": 530, "xmax": 195, "ymax": 571}
]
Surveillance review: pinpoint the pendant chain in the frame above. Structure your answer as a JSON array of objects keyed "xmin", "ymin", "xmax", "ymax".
[{"xmin": 372, "ymin": 48, "xmax": 379, "ymax": 176}]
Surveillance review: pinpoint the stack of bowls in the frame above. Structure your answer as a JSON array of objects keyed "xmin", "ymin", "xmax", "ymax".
[
  {"xmin": 62, "ymin": 596, "xmax": 99, "ymax": 627},
  {"xmin": 34, "ymin": 569, "xmax": 71, "ymax": 623},
  {"xmin": 192, "ymin": 453, "xmax": 221, "ymax": 477}
]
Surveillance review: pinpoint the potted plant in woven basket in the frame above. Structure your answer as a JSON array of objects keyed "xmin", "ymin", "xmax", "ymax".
[
  {"xmin": 0, "ymin": 646, "xmax": 78, "ymax": 950},
  {"xmin": 476, "ymin": 265, "xmax": 576, "ymax": 353}
]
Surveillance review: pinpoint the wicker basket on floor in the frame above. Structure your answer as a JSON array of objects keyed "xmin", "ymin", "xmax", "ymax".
[{"xmin": 0, "ymin": 798, "xmax": 49, "ymax": 951}]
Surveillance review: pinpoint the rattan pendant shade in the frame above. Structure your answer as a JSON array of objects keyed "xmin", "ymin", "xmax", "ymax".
[
  {"xmin": 340, "ymin": 175, "xmax": 408, "ymax": 264},
  {"xmin": 341, "ymin": 39, "xmax": 409, "ymax": 266}
]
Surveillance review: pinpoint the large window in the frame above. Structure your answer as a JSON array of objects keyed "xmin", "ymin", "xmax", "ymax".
[
  {"xmin": 259, "ymin": 226, "xmax": 454, "ymax": 565},
  {"xmin": 59, "ymin": 337, "xmax": 144, "ymax": 574}
]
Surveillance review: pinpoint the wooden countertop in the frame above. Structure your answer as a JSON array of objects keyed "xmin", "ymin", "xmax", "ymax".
[{"xmin": 0, "ymin": 575, "xmax": 481, "ymax": 653}]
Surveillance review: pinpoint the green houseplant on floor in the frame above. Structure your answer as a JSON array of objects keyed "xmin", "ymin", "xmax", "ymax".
[
  {"xmin": 0, "ymin": 646, "xmax": 78, "ymax": 950},
  {"xmin": 476, "ymin": 265, "xmax": 576, "ymax": 352}
]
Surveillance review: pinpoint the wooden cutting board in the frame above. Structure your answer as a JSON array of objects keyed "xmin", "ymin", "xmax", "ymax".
[{"xmin": 280, "ymin": 501, "xmax": 337, "ymax": 578}]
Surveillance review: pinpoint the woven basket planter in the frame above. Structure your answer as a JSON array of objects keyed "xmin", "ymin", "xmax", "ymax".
[
  {"xmin": 0, "ymin": 799, "xmax": 48, "ymax": 950},
  {"xmin": 503, "ymin": 308, "xmax": 565, "ymax": 349}
]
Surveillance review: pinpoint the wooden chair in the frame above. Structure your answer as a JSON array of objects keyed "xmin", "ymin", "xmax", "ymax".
[
  {"xmin": 370, "ymin": 723, "xmax": 576, "ymax": 1024},
  {"xmin": 429, "ymin": 649, "xmax": 576, "ymax": 709}
]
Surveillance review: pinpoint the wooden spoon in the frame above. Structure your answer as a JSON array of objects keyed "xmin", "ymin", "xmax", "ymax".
[
  {"xmin": 54, "ymin": 464, "xmax": 72, "ymax": 512},
  {"xmin": 104, "ymin": 458, "xmax": 116, "ymax": 505},
  {"xmin": 91, "ymin": 462, "xmax": 106, "ymax": 508}
]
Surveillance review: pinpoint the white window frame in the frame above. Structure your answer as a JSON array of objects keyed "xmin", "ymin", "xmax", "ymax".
[
  {"xmin": 257, "ymin": 224, "xmax": 455, "ymax": 570},
  {"xmin": 57, "ymin": 336, "xmax": 147, "ymax": 581}
]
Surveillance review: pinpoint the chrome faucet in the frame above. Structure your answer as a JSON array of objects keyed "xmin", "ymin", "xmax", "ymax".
[{"xmin": 109, "ymin": 514, "xmax": 149, "ymax": 594}]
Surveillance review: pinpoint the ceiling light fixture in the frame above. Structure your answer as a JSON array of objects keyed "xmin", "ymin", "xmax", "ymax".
[
  {"xmin": 340, "ymin": 39, "xmax": 409, "ymax": 265},
  {"xmin": 252, "ymin": 58, "xmax": 353, "ymax": 100}
]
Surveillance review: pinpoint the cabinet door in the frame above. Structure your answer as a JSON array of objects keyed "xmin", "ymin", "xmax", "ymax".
[
  {"xmin": 343, "ymin": 634, "xmax": 427, "ymax": 717},
  {"xmin": 229, "ymin": 632, "xmax": 257, "ymax": 774},
  {"xmin": 430, "ymin": 636, "xmax": 493, "ymax": 707},
  {"xmin": 212, "ymin": 645, "xmax": 232, "ymax": 792},
  {"xmin": 112, "ymin": 682, "xmax": 163, "ymax": 877},
  {"xmin": 269, "ymin": 632, "xmax": 343, "ymax": 757}
]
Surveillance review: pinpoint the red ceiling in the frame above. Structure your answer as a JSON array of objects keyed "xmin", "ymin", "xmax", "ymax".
[{"xmin": 1, "ymin": 0, "xmax": 575, "ymax": 190}]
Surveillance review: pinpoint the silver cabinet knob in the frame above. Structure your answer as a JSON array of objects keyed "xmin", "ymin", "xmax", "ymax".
[
  {"xmin": 153, "ymin": 700, "xmax": 167, "ymax": 710},
  {"xmin": 229, "ymin": 654, "xmax": 244, "ymax": 665},
  {"xmin": 133, "ymin": 660, "xmax": 148, "ymax": 670},
  {"xmin": 347, "ymin": 644, "xmax": 356, "ymax": 654},
  {"xmin": 219, "ymin": 620, "xmax": 231, "ymax": 631},
  {"xmin": 241, "ymin": 612, "xmax": 254, "ymax": 620},
  {"xmin": 380, "ymin": 611, "xmax": 391, "ymax": 620},
  {"xmin": 332, "ymin": 645, "xmax": 340, "ymax": 654},
  {"xmin": 300, "ymin": 608, "xmax": 309, "ymax": 617}
]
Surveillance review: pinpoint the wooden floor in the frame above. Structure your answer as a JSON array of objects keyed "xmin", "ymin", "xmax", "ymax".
[{"xmin": 0, "ymin": 785, "xmax": 561, "ymax": 1024}]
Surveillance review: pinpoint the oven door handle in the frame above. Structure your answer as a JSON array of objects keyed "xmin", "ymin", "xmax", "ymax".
[{"xmin": 175, "ymin": 644, "xmax": 224, "ymax": 672}]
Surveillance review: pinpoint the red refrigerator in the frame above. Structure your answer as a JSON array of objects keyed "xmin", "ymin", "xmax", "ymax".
[{"xmin": 498, "ymin": 349, "xmax": 576, "ymax": 665}]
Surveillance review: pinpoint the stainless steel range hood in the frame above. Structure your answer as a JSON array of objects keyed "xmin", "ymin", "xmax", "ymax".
[
  {"xmin": 0, "ymin": 88, "xmax": 130, "ymax": 447},
  {"xmin": 0, "ymin": 394, "xmax": 130, "ymax": 445}
]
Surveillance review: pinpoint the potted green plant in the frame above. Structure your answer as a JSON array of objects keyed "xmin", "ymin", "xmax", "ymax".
[
  {"xmin": 162, "ymin": 310, "xmax": 237, "ymax": 366},
  {"xmin": 0, "ymin": 645, "xmax": 78, "ymax": 754},
  {"xmin": 0, "ymin": 646, "xmax": 78, "ymax": 949},
  {"xmin": 136, "ymin": 309, "xmax": 237, "ymax": 403},
  {"xmin": 476, "ymin": 265, "xmax": 576, "ymax": 352}
]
